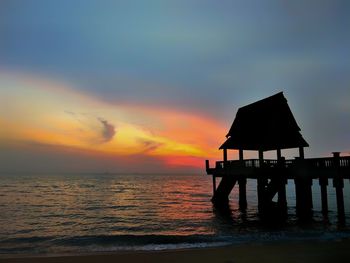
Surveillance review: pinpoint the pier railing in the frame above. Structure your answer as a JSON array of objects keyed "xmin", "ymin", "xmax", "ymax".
[
  {"xmin": 306, "ymin": 157, "xmax": 350, "ymax": 168},
  {"xmin": 206, "ymin": 155, "xmax": 350, "ymax": 217},
  {"xmin": 213, "ymin": 156, "xmax": 350, "ymax": 171}
]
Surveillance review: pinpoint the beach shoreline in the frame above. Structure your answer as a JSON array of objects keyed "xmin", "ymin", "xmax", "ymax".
[{"xmin": 2, "ymin": 238, "xmax": 350, "ymax": 263}]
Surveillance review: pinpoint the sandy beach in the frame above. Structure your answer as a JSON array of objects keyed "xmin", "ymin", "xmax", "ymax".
[{"xmin": 2, "ymin": 239, "xmax": 350, "ymax": 263}]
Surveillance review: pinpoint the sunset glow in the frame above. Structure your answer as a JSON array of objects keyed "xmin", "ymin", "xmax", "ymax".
[
  {"xmin": 0, "ymin": 72, "xmax": 226, "ymax": 171},
  {"xmin": 1, "ymin": 0, "xmax": 349, "ymax": 174}
]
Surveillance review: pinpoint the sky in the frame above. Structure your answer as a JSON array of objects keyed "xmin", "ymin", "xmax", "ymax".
[{"xmin": 0, "ymin": 0, "xmax": 349, "ymax": 174}]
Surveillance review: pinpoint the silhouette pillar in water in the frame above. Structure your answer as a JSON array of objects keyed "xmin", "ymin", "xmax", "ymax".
[
  {"xmin": 294, "ymin": 148, "xmax": 313, "ymax": 216},
  {"xmin": 277, "ymin": 156, "xmax": 287, "ymax": 209},
  {"xmin": 257, "ymin": 150, "xmax": 266, "ymax": 211},
  {"xmin": 319, "ymin": 175, "xmax": 328, "ymax": 214},
  {"xmin": 333, "ymin": 152, "xmax": 345, "ymax": 217},
  {"xmin": 238, "ymin": 149, "xmax": 247, "ymax": 210}
]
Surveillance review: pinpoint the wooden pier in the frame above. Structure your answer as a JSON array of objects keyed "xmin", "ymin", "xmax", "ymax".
[
  {"xmin": 206, "ymin": 153, "xmax": 350, "ymax": 216},
  {"xmin": 204, "ymin": 92, "xmax": 350, "ymax": 217}
]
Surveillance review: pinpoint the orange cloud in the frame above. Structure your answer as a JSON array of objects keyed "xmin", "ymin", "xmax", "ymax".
[{"xmin": 0, "ymin": 72, "xmax": 226, "ymax": 170}]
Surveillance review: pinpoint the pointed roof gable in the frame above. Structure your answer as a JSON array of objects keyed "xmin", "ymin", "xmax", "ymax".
[{"xmin": 220, "ymin": 92, "xmax": 309, "ymax": 151}]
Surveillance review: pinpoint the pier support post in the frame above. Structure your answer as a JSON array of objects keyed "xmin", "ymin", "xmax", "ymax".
[
  {"xmin": 212, "ymin": 176, "xmax": 216, "ymax": 196},
  {"xmin": 277, "ymin": 149, "xmax": 282, "ymax": 160},
  {"xmin": 223, "ymin": 149, "xmax": 228, "ymax": 168},
  {"xmin": 257, "ymin": 177, "xmax": 267, "ymax": 211},
  {"xmin": 238, "ymin": 177, "xmax": 247, "ymax": 210},
  {"xmin": 258, "ymin": 150, "xmax": 264, "ymax": 168},
  {"xmin": 299, "ymin": 147, "xmax": 305, "ymax": 159},
  {"xmin": 333, "ymin": 152, "xmax": 345, "ymax": 217},
  {"xmin": 319, "ymin": 176, "xmax": 328, "ymax": 214},
  {"xmin": 239, "ymin": 149, "xmax": 244, "ymax": 162},
  {"xmin": 238, "ymin": 149, "xmax": 247, "ymax": 210},
  {"xmin": 277, "ymin": 155, "xmax": 287, "ymax": 209},
  {"xmin": 294, "ymin": 155, "xmax": 313, "ymax": 217},
  {"xmin": 257, "ymin": 150, "xmax": 266, "ymax": 211},
  {"xmin": 295, "ymin": 177, "xmax": 313, "ymax": 216},
  {"xmin": 205, "ymin": 160, "xmax": 210, "ymax": 173},
  {"xmin": 306, "ymin": 178, "xmax": 313, "ymax": 210},
  {"xmin": 335, "ymin": 183, "xmax": 344, "ymax": 216},
  {"xmin": 277, "ymin": 178, "xmax": 287, "ymax": 209}
]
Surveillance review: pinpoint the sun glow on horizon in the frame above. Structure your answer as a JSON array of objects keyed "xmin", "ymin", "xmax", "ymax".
[{"xmin": 0, "ymin": 72, "xmax": 227, "ymax": 170}]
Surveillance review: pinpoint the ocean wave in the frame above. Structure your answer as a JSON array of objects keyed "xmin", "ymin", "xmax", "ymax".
[{"xmin": 2, "ymin": 230, "xmax": 350, "ymax": 255}]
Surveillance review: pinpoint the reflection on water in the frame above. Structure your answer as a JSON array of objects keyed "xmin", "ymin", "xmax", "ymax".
[
  {"xmin": 0, "ymin": 174, "xmax": 217, "ymax": 238},
  {"xmin": 0, "ymin": 174, "xmax": 349, "ymax": 255}
]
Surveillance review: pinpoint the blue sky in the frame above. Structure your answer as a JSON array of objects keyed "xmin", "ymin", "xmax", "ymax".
[{"xmin": 0, "ymin": 0, "xmax": 349, "ymax": 173}]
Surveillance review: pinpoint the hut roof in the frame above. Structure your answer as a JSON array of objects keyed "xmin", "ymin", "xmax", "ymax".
[{"xmin": 220, "ymin": 92, "xmax": 309, "ymax": 151}]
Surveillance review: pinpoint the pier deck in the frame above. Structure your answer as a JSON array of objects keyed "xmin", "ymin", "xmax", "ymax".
[
  {"xmin": 206, "ymin": 156, "xmax": 350, "ymax": 179},
  {"xmin": 205, "ymin": 154, "xmax": 350, "ymax": 216}
]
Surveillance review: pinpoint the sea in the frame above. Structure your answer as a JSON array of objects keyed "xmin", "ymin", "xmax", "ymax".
[{"xmin": 0, "ymin": 173, "xmax": 350, "ymax": 257}]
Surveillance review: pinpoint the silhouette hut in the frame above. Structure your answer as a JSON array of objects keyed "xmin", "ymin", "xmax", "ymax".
[
  {"xmin": 206, "ymin": 92, "xmax": 350, "ymax": 216},
  {"xmin": 206, "ymin": 92, "xmax": 310, "ymax": 211}
]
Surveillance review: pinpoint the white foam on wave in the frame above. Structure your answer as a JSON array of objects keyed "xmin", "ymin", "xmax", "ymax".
[{"xmin": 87, "ymin": 241, "xmax": 231, "ymax": 252}]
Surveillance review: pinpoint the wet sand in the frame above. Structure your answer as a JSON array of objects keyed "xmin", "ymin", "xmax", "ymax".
[{"xmin": 2, "ymin": 239, "xmax": 350, "ymax": 263}]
